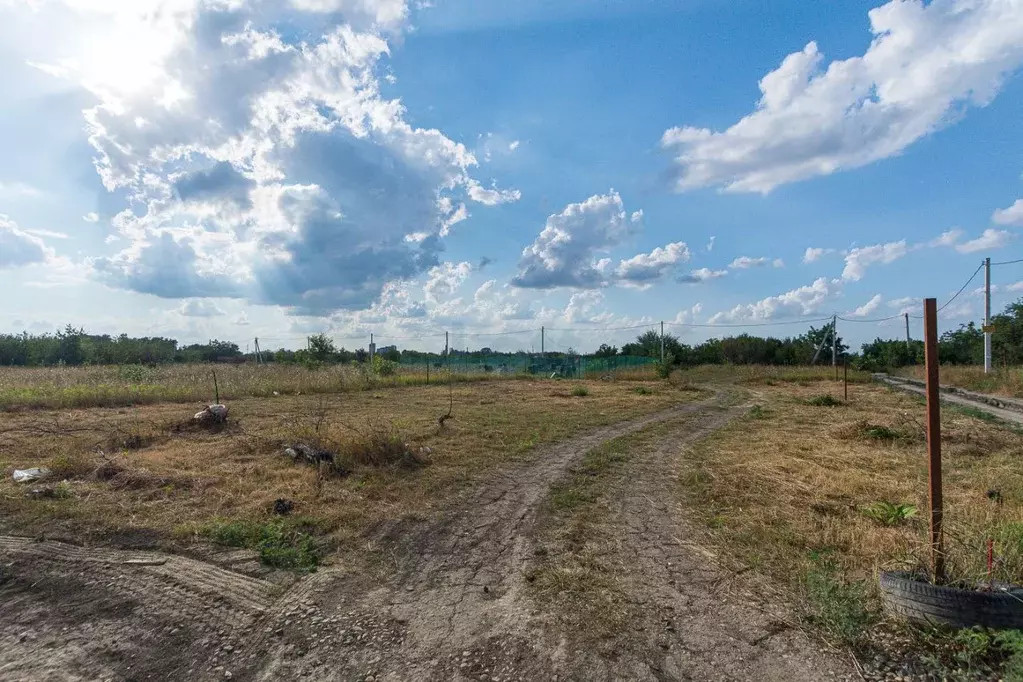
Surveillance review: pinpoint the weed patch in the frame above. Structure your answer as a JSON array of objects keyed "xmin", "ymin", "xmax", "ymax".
[
  {"xmin": 799, "ymin": 551, "xmax": 876, "ymax": 646},
  {"xmin": 862, "ymin": 501, "xmax": 917, "ymax": 526},
  {"xmin": 202, "ymin": 517, "xmax": 320, "ymax": 571},
  {"xmin": 571, "ymin": 386, "xmax": 589, "ymax": 397},
  {"xmin": 632, "ymin": 386, "xmax": 652, "ymax": 396},
  {"xmin": 806, "ymin": 394, "xmax": 843, "ymax": 407}
]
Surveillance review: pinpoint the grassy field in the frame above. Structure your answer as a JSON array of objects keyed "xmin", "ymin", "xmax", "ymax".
[
  {"xmin": 898, "ymin": 364, "xmax": 1023, "ymax": 399},
  {"xmin": 0, "ymin": 377, "xmax": 700, "ymax": 566},
  {"xmin": 0, "ymin": 363, "xmax": 509, "ymax": 411},
  {"xmin": 677, "ymin": 378, "xmax": 1023, "ymax": 671}
]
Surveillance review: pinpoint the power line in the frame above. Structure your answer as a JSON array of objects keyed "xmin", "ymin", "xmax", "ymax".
[
  {"xmin": 992, "ymin": 258, "xmax": 1023, "ymax": 266},
  {"xmin": 667, "ymin": 316, "xmax": 834, "ymax": 329},
  {"xmin": 905, "ymin": 262, "xmax": 985, "ymax": 319},
  {"xmin": 838, "ymin": 313, "xmax": 904, "ymax": 324},
  {"xmin": 544, "ymin": 323, "xmax": 658, "ymax": 332}
]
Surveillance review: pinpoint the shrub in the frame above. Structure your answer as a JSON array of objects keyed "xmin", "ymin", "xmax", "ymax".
[
  {"xmin": 47, "ymin": 452, "xmax": 93, "ymax": 479},
  {"xmin": 806, "ymin": 394, "xmax": 843, "ymax": 407},
  {"xmin": 337, "ymin": 424, "xmax": 428, "ymax": 470},
  {"xmin": 632, "ymin": 386, "xmax": 652, "ymax": 395},
  {"xmin": 571, "ymin": 385, "xmax": 589, "ymax": 397},
  {"xmin": 372, "ymin": 357, "xmax": 398, "ymax": 377}
]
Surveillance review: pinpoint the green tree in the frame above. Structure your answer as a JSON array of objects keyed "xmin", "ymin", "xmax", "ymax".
[{"xmin": 307, "ymin": 334, "xmax": 337, "ymax": 363}]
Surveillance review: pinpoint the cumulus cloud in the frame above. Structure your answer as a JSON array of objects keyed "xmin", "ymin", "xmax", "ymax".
[
  {"xmin": 179, "ymin": 299, "xmax": 226, "ymax": 317},
  {"xmin": 424, "ymin": 261, "xmax": 472, "ymax": 302},
  {"xmin": 849, "ymin": 294, "xmax": 883, "ymax": 318},
  {"xmin": 709, "ymin": 277, "xmax": 837, "ymax": 322},
  {"xmin": 466, "ymin": 180, "xmax": 522, "ymax": 206},
  {"xmin": 706, "ymin": 236, "xmax": 715, "ymax": 252},
  {"xmin": 956, "ymin": 228, "xmax": 1013, "ymax": 253},
  {"xmin": 0, "ymin": 215, "xmax": 50, "ymax": 268},
  {"xmin": 993, "ymin": 199, "xmax": 1023, "ymax": 226},
  {"xmin": 929, "ymin": 229, "xmax": 964, "ymax": 247},
  {"xmin": 729, "ymin": 255, "xmax": 782, "ymax": 269},
  {"xmin": 512, "ymin": 191, "xmax": 641, "ymax": 289},
  {"xmin": 614, "ymin": 242, "xmax": 690, "ymax": 287},
  {"xmin": 676, "ymin": 267, "xmax": 728, "ymax": 284},
  {"xmin": 803, "ymin": 247, "xmax": 836, "ymax": 263},
  {"xmin": 661, "ymin": 0, "xmax": 1023, "ymax": 193},
  {"xmin": 16, "ymin": 0, "xmax": 518, "ymax": 316},
  {"xmin": 841, "ymin": 240, "xmax": 908, "ymax": 281},
  {"xmin": 83, "ymin": 212, "xmax": 99, "ymax": 223}
]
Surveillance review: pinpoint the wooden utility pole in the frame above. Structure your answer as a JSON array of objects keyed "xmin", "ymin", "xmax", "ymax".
[
  {"xmin": 843, "ymin": 360, "xmax": 848, "ymax": 402},
  {"xmin": 924, "ymin": 297, "xmax": 944, "ymax": 583}
]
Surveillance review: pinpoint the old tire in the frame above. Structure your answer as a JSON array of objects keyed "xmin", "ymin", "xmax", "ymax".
[{"xmin": 879, "ymin": 571, "xmax": 1023, "ymax": 629}]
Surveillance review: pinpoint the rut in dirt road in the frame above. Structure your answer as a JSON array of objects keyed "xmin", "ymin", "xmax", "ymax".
[
  {"xmin": 544, "ymin": 404, "xmax": 858, "ymax": 681},
  {"xmin": 241, "ymin": 397, "xmax": 725, "ymax": 682}
]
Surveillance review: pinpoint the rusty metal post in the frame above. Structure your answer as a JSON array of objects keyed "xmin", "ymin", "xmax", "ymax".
[{"xmin": 924, "ymin": 298, "xmax": 944, "ymax": 583}]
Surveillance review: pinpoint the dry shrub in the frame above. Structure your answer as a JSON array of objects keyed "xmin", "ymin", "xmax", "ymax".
[
  {"xmin": 337, "ymin": 423, "xmax": 428, "ymax": 471},
  {"xmin": 47, "ymin": 452, "xmax": 94, "ymax": 479}
]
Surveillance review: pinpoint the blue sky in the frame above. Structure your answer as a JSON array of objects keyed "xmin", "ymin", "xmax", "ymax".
[{"xmin": 1, "ymin": 0, "xmax": 1022, "ymax": 353}]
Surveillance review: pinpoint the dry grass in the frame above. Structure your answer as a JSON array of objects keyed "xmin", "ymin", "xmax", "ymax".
[
  {"xmin": 897, "ymin": 364, "xmax": 1023, "ymax": 399},
  {"xmin": 678, "ymin": 364, "xmax": 872, "ymax": 386},
  {"xmin": 0, "ymin": 378, "xmax": 696, "ymax": 558},
  {"xmin": 0, "ymin": 363, "xmax": 510, "ymax": 411},
  {"xmin": 680, "ymin": 380, "xmax": 1023, "ymax": 589}
]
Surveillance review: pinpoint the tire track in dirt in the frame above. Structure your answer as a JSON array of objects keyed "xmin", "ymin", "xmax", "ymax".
[
  {"xmin": 239, "ymin": 398, "xmax": 723, "ymax": 682},
  {"xmin": 0, "ymin": 536, "xmax": 279, "ymax": 680},
  {"xmin": 559, "ymin": 402, "xmax": 858, "ymax": 681}
]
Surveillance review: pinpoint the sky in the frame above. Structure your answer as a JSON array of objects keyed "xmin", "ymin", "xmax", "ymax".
[{"xmin": 1, "ymin": 0, "xmax": 1023, "ymax": 354}]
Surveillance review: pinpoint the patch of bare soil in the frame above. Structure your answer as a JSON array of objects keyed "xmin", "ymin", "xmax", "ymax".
[{"xmin": 0, "ymin": 537, "xmax": 283, "ymax": 681}]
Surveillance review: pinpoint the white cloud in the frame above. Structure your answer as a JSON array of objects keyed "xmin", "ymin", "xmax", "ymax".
[
  {"xmin": 466, "ymin": 180, "xmax": 522, "ymax": 206},
  {"xmin": 0, "ymin": 215, "xmax": 51, "ymax": 268},
  {"xmin": 803, "ymin": 247, "xmax": 836, "ymax": 263},
  {"xmin": 509, "ymin": 140, "xmax": 520, "ymax": 152},
  {"xmin": 993, "ymin": 199, "xmax": 1023, "ymax": 226},
  {"xmin": 842, "ymin": 240, "xmax": 908, "ymax": 281},
  {"xmin": 729, "ymin": 255, "xmax": 782, "ymax": 269},
  {"xmin": 24, "ymin": 229, "xmax": 70, "ymax": 240},
  {"xmin": 233, "ymin": 311, "xmax": 251, "ymax": 326},
  {"xmin": 661, "ymin": 0, "xmax": 1023, "ymax": 193},
  {"xmin": 83, "ymin": 212, "xmax": 100, "ymax": 223},
  {"xmin": 709, "ymin": 277, "xmax": 837, "ymax": 322},
  {"xmin": 424, "ymin": 261, "xmax": 472, "ymax": 302},
  {"xmin": 178, "ymin": 299, "xmax": 226, "ymax": 317},
  {"xmin": 956, "ymin": 228, "xmax": 1014, "ymax": 253},
  {"xmin": 929, "ymin": 229, "xmax": 963, "ymax": 247},
  {"xmin": 849, "ymin": 294, "xmax": 883, "ymax": 318},
  {"xmin": 614, "ymin": 241, "xmax": 690, "ymax": 287},
  {"xmin": 1006, "ymin": 281, "xmax": 1023, "ymax": 292},
  {"xmin": 706, "ymin": 236, "xmax": 716, "ymax": 252},
  {"xmin": 13, "ymin": 1, "xmax": 518, "ymax": 317},
  {"xmin": 677, "ymin": 267, "xmax": 728, "ymax": 284},
  {"xmin": 512, "ymin": 191, "xmax": 644, "ymax": 289}
]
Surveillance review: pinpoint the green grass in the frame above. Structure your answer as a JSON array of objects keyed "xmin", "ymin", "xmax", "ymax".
[
  {"xmin": 201, "ymin": 517, "xmax": 321, "ymax": 571},
  {"xmin": 799, "ymin": 550, "xmax": 876, "ymax": 646},
  {"xmin": 571, "ymin": 385, "xmax": 590, "ymax": 397},
  {"xmin": 632, "ymin": 386, "xmax": 653, "ymax": 395},
  {"xmin": 806, "ymin": 393, "xmax": 844, "ymax": 407},
  {"xmin": 861, "ymin": 501, "xmax": 917, "ymax": 526}
]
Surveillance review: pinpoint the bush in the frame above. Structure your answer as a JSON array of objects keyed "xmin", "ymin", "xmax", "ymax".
[
  {"xmin": 806, "ymin": 394, "xmax": 843, "ymax": 407},
  {"xmin": 372, "ymin": 356, "xmax": 398, "ymax": 376},
  {"xmin": 571, "ymin": 385, "xmax": 589, "ymax": 397},
  {"xmin": 337, "ymin": 424, "xmax": 428, "ymax": 470}
]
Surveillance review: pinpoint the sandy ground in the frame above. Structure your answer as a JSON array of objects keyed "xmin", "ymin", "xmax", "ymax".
[{"xmin": 1, "ymin": 396, "xmax": 855, "ymax": 682}]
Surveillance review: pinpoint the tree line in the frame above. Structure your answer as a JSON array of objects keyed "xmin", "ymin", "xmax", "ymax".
[{"xmin": 6, "ymin": 298, "xmax": 1023, "ymax": 369}]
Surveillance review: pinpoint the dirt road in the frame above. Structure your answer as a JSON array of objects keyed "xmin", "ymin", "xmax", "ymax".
[{"xmin": 1, "ymin": 395, "xmax": 855, "ymax": 681}]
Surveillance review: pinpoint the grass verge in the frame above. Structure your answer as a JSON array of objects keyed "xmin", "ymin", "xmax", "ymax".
[{"xmin": 677, "ymin": 380, "xmax": 1023, "ymax": 674}]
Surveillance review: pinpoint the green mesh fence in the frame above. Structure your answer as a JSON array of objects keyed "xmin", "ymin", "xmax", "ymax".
[{"xmin": 395, "ymin": 354, "xmax": 656, "ymax": 378}]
